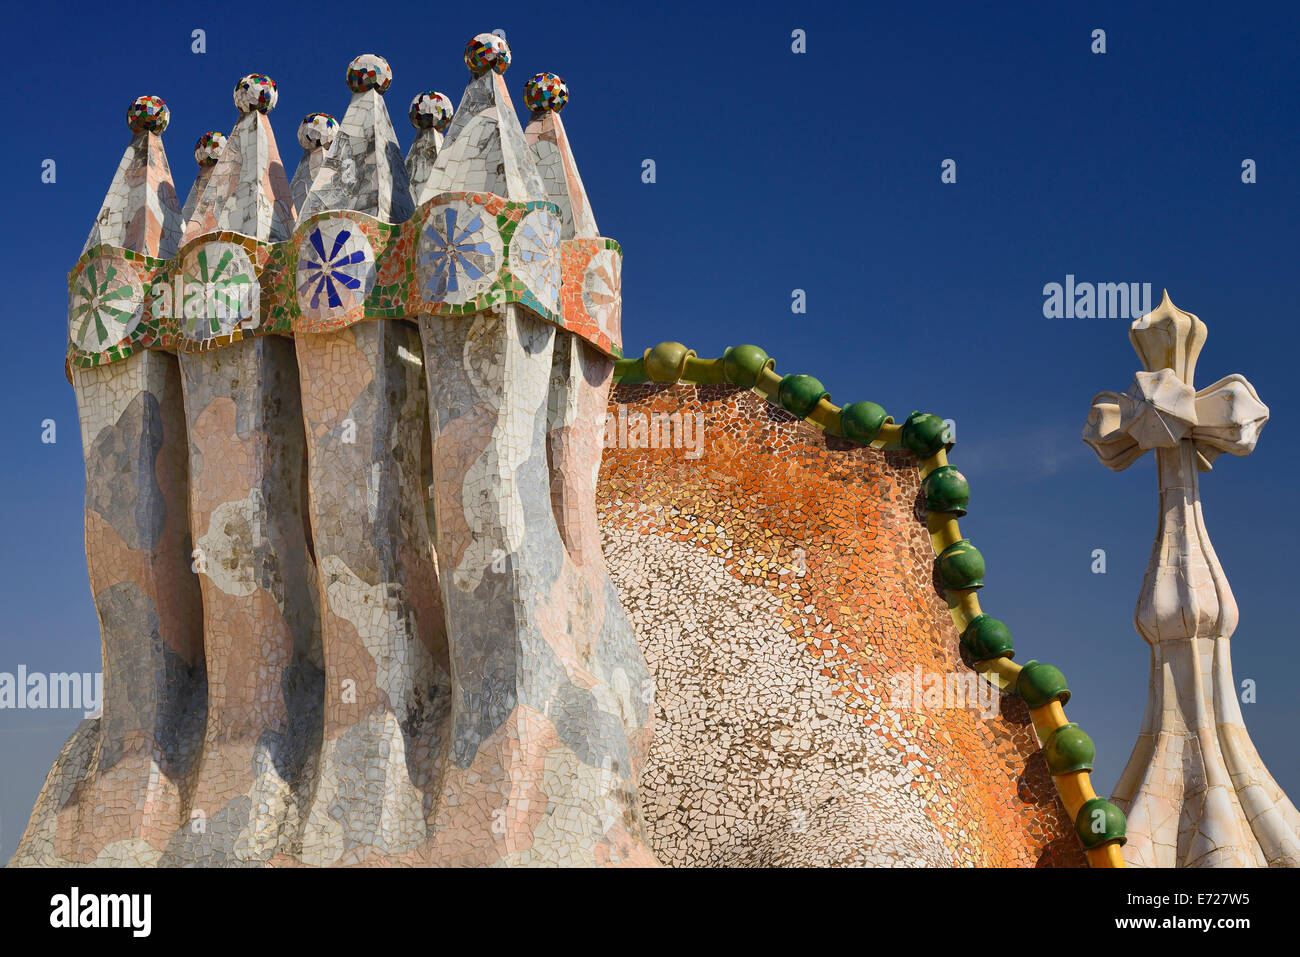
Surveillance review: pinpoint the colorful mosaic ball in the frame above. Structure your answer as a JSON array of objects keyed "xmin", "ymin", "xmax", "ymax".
[
  {"xmin": 298, "ymin": 112, "xmax": 338, "ymax": 150},
  {"xmin": 127, "ymin": 95, "xmax": 169, "ymax": 134},
  {"xmin": 346, "ymin": 54, "xmax": 393, "ymax": 93},
  {"xmin": 408, "ymin": 91, "xmax": 454, "ymax": 131},
  {"xmin": 523, "ymin": 73, "xmax": 568, "ymax": 113},
  {"xmin": 234, "ymin": 74, "xmax": 278, "ymax": 113},
  {"xmin": 465, "ymin": 33, "xmax": 511, "ymax": 75},
  {"xmin": 193, "ymin": 131, "xmax": 227, "ymax": 167}
]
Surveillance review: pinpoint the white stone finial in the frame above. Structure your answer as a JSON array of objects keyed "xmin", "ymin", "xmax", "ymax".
[{"xmin": 1083, "ymin": 294, "xmax": 1299, "ymax": 868}]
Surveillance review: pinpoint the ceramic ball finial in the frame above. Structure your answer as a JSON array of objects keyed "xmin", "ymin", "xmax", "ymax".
[
  {"xmin": 347, "ymin": 54, "xmax": 393, "ymax": 93},
  {"xmin": 193, "ymin": 131, "xmax": 227, "ymax": 166},
  {"xmin": 408, "ymin": 91, "xmax": 454, "ymax": 131},
  {"xmin": 127, "ymin": 95, "xmax": 169, "ymax": 134},
  {"xmin": 234, "ymin": 74, "xmax": 278, "ymax": 113},
  {"xmin": 523, "ymin": 73, "xmax": 568, "ymax": 114},
  {"xmin": 298, "ymin": 113, "xmax": 338, "ymax": 150},
  {"xmin": 465, "ymin": 33, "xmax": 511, "ymax": 76}
]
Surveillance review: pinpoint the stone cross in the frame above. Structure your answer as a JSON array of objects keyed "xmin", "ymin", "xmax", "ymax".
[{"xmin": 1083, "ymin": 291, "xmax": 1300, "ymax": 867}]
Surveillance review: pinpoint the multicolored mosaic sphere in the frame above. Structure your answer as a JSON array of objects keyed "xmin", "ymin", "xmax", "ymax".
[
  {"xmin": 465, "ymin": 33, "xmax": 511, "ymax": 76},
  {"xmin": 298, "ymin": 112, "xmax": 338, "ymax": 150},
  {"xmin": 234, "ymin": 74, "xmax": 278, "ymax": 113},
  {"xmin": 408, "ymin": 91, "xmax": 454, "ymax": 131},
  {"xmin": 193, "ymin": 131, "xmax": 227, "ymax": 167},
  {"xmin": 346, "ymin": 54, "xmax": 392, "ymax": 93},
  {"xmin": 523, "ymin": 73, "xmax": 568, "ymax": 113},
  {"xmin": 127, "ymin": 95, "xmax": 169, "ymax": 134}
]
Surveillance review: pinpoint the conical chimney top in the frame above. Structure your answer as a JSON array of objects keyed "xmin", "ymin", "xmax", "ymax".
[
  {"xmin": 179, "ymin": 131, "xmax": 228, "ymax": 225},
  {"xmin": 523, "ymin": 73, "xmax": 598, "ymax": 240},
  {"xmin": 298, "ymin": 54, "xmax": 414, "ymax": 223},
  {"xmin": 182, "ymin": 74, "xmax": 296, "ymax": 243},
  {"xmin": 289, "ymin": 113, "xmax": 337, "ymax": 215},
  {"xmin": 405, "ymin": 91, "xmax": 454, "ymax": 201},
  {"xmin": 82, "ymin": 95, "xmax": 183, "ymax": 259},
  {"xmin": 415, "ymin": 34, "xmax": 545, "ymax": 204}
]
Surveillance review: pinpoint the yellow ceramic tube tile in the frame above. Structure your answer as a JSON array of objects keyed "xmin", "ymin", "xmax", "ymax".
[
  {"xmin": 683, "ymin": 356, "xmax": 726, "ymax": 384},
  {"xmin": 613, "ymin": 358, "xmax": 646, "ymax": 383},
  {"xmin": 1030, "ymin": 700, "xmax": 1070, "ymax": 744},
  {"xmin": 754, "ymin": 366, "xmax": 783, "ymax": 401},
  {"xmin": 1085, "ymin": 844, "xmax": 1124, "ymax": 868},
  {"xmin": 928, "ymin": 513, "xmax": 963, "ymax": 553},
  {"xmin": 920, "ymin": 449, "xmax": 948, "ymax": 477},
  {"xmin": 973, "ymin": 655, "xmax": 1021, "ymax": 692},
  {"xmin": 1052, "ymin": 769, "xmax": 1096, "ymax": 821},
  {"xmin": 1091, "ymin": 843, "xmax": 1126, "ymax": 868},
  {"xmin": 872, "ymin": 422, "xmax": 903, "ymax": 449},
  {"xmin": 807, "ymin": 397, "xmax": 841, "ymax": 433},
  {"xmin": 945, "ymin": 590, "xmax": 982, "ymax": 631},
  {"xmin": 946, "ymin": 590, "xmax": 977, "ymax": 621}
]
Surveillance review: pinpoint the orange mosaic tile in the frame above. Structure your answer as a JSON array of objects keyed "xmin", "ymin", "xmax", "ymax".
[{"xmin": 597, "ymin": 383, "xmax": 1084, "ymax": 867}]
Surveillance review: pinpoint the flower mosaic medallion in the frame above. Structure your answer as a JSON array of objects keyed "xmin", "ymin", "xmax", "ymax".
[
  {"xmin": 417, "ymin": 201, "xmax": 501, "ymax": 306},
  {"xmin": 510, "ymin": 208, "xmax": 562, "ymax": 314},
  {"xmin": 583, "ymin": 246, "xmax": 622, "ymax": 339},
  {"xmin": 296, "ymin": 218, "xmax": 376, "ymax": 323},
  {"xmin": 68, "ymin": 251, "xmax": 145, "ymax": 354},
  {"xmin": 180, "ymin": 241, "xmax": 258, "ymax": 341}
]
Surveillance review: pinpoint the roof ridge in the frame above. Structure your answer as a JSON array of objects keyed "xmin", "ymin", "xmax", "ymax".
[{"xmin": 613, "ymin": 340, "xmax": 1128, "ymax": 868}]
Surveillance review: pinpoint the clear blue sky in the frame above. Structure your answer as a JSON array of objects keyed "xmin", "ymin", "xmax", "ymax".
[{"xmin": 2, "ymin": 0, "xmax": 1297, "ymax": 860}]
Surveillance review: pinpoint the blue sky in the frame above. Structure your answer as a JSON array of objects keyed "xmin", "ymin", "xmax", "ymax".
[{"xmin": 1, "ymin": 0, "xmax": 1297, "ymax": 860}]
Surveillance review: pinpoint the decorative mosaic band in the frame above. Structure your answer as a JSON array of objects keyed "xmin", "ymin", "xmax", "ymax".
[{"xmin": 66, "ymin": 191, "xmax": 624, "ymax": 375}]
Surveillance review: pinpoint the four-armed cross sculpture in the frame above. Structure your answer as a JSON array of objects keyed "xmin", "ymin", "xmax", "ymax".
[{"xmin": 1083, "ymin": 291, "xmax": 1300, "ymax": 867}]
